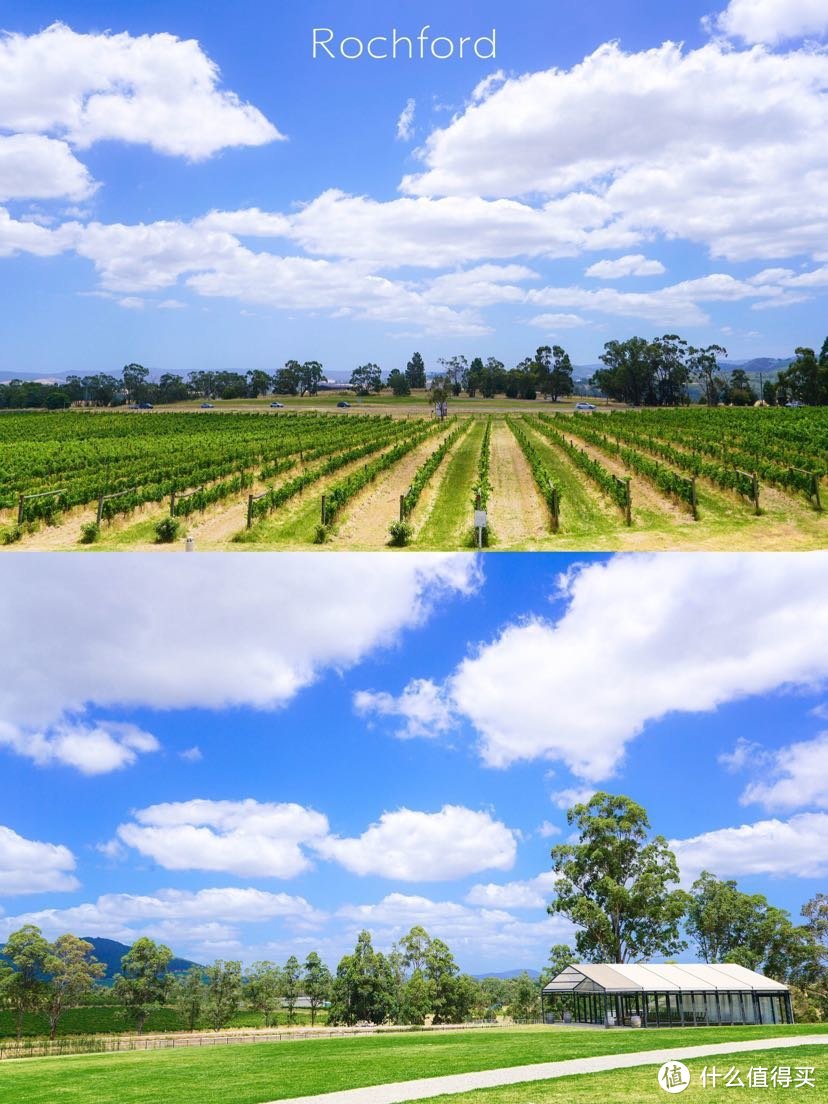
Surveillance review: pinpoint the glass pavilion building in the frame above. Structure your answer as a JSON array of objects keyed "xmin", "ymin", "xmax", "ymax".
[{"xmin": 542, "ymin": 963, "xmax": 793, "ymax": 1027}]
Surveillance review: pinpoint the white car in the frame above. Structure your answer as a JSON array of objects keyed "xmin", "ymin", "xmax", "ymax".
[{"xmin": 575, "ymin": 401, "xmax": 597, "ymax": 411}]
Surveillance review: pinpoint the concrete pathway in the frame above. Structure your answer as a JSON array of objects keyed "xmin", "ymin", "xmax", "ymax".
[{"xmin": 267, "ymin": 1034, "xmax": 828, "ymax": 1104}]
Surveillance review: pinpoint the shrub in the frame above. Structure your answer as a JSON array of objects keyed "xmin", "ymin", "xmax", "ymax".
[
  {"xmin": 388, "ymin": 520, "xmax": 412, "ymax": 546},
  {"xmin": 154, "ymin": 517, "xmax": 182, "ymax": 543},
  {"xmin": 313, "ymin": 523, "xmax": 330, "ymax": 544},
  {"xmin": 1, "ymin": 524, "xmax": 22, "ymax": 545},
  {"xmin": 79, "ymin": 521, "xmax": 100, "ymax": 544}
]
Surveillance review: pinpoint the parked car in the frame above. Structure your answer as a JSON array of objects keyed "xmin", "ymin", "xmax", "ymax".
[
  {"xmin": 269, "ymin": 401, "xmax": 284, "ymax": 408},
  {"xmin": 336, "ymin": 400, "xmax": 351, "ymax": 408},
  {"xmin": 136, "ymin": 402, "xmax": 154, "ymax": 409},
  {"xmin": 575, "ymin": 401, "xmax": 597, "ymax": 411},
  {"xmin": 785, "ymin": 400, "xmax": 805, "ymax": 408},
  {"xmin": 200, "ymin": 402, "xmax": 214, "ymax": 408}
]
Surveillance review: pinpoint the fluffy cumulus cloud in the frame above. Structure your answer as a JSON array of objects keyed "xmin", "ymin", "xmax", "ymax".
[
  {"xmin": 714, "ymin": 0, "xmax": 828, "ymax": 45},
  {"xmin": 0, "ymin": 554, "xmax": 480, "ymax": 774},
  {"xmin": 585, "ymin": 254, "xmax": 666, "ymax": 279},
  {"xmin": 0, "ymin": 134, "xmax": 95, "ymax": 202},
  {"xmin": 401, "ymin": 41, "xmax": 828, "ymax": 264},
  {"xmin": 737, "ymin": 731, "xmax": 828, "ymax": 811},
  {"xmin": 465, "ymin": 871, "xmax": 558, "ymax": 909},
  {"xmin": 0, "ymin": 721, "xmax": 159, "ymax": 775},
  {"xmin": 316, "ymin": 806, "xmax": 518, "ymax": 881},
  {"xmin": 354, "ymin": 678, "xmax": 455, "ymax": 740},
  {"xmin": 672, "ymin": 812, "xmax": 828, "ymax": 881},
  {"xmin": 0, "ymin": 887, "xmax": 322, "ymax": 947},
  {"xmin": 117, "ymin": 799, "xmax": 330, "ymax": 877},
  {"xmin": 0, "ymin": 23, "xmax": 280, "ymax": 162},
  {"xmin": 358, "ymin": 555, "xmax": 828, "ymax": 781},
  {"xmin": 0, "ymin": 825, "xmax": 78, "ymax": 895}
]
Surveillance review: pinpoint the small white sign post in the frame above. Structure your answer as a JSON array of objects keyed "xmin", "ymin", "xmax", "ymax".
[{"xmin": 474, "ymin": 509, "xmax": 487, "ymax": 549}]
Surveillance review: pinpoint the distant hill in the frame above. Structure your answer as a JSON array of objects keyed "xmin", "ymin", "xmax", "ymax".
[
  {"xmin": 724, "ymin": 357, "xmax": 793, "ymax": 376},
  {"xmin": 81, "ymin": 938, "xmax": 202, "ymax": 982},
  {"xmin": 473, "ymin": 969, "xmax": 540, "ymax": 981}
]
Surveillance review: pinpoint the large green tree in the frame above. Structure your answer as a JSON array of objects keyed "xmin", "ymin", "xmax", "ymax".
[
  {"xmin": 113, "ymin": 937, "xmax": 173, "ymax": 1033},
  {"xmin": 405, "ymin": 352, "xmax": 426, "ymax": 389},
  {"xmin": 303, "ymin": 951, "xmax": 332, "ymax": 1026},
  {"xmin": 548, "ymin": 792, "xmax": 687, "ymax": 963},
  {"xmin": 350, "ymin": 363, "xmax": 383, "ymax": 395},
  {"xmin": 43, "ymin": 935, "xmax": 105, "ymax": 1040},
  {"xmin": 204, "ymin": 960, "xmax": 243, "ymax": 1030},
  {"xmin": 328, "ymin": 930, "xmax": 395, "ymax": 1025},
  {"xmin": 174, "ymin": 966, "xmax": 205, "ymax": 1031},
  {"xmin": 244, "ymin": 961, "xmax": 282, "ymax": 1027},
  {"xmin": 282, "ymin": 954, "xmax": 302, "ymax": 1024},
  {"xmin": 2, "ymin": 925, "xmax": 51, "ymax": 1039}
]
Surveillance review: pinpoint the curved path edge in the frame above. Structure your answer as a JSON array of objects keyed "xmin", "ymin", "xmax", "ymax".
[{"xmin": 267, "ymin": 1034, "xmax": 828, "ymax": 1104}]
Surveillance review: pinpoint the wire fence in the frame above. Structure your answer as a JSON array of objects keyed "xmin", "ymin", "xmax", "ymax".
[{"xmin": 0, "ymin": 1019, "xmax": 513, "ymax": 1062}]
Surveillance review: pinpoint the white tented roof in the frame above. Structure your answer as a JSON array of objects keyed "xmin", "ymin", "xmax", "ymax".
[{"xmin": 542, "ymin": 962, "xmax": 788, "ymax": 994}]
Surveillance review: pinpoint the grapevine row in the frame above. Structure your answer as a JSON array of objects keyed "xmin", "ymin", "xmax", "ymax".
[{"xmin": 533, "ymin": 416, "xmax": 631, "ymax": 520}]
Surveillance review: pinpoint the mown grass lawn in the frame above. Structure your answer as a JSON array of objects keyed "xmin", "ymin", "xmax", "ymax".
[
  {"xmin": 1, "ymin": 1025, "xmax": 825, "ymax": 1104},
  {"xmin": 426, "ymin": 1043, "xmax": 828, "ymax": 1104}
]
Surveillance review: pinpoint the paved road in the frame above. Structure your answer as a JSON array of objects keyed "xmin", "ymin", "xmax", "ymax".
[{"xmin": 267, "ymin": 1035, "xmax": 828, "ymax": 1104}]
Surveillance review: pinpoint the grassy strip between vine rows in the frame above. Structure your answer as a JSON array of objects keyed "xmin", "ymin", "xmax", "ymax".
[
  {"xmin": 401, "ymin": 418, "xmax": 465, "ymax": 518},
  {"xmin": 533, "ymin": 415, "xmax": 630, "ymax": 516}
]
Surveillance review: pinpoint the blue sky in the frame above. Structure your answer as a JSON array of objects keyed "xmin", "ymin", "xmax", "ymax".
[
  {"xmin": 1, "ymin": 0, "xmax": 828, "ymax": 379},
  {"xmin": 1, "ymin": 553, "xmax": 826, "ymax": 972}
]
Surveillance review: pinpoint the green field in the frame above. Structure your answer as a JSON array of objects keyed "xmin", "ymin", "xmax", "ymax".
[
  {"xmin": 424, "ymin": 1044, "xmax": 827, "ymax": 1104},
  {"xmin": 1, "ymin": 405, "xmax": 826, "ymax": 550},
  {"xmin": 1, "ymin": 1025, "xmax": 824, "ymax": 1104}
]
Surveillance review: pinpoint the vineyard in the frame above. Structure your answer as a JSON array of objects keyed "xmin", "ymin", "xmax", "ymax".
[{"xmin": 0, "ymin": 407, "xmax": 826, "ymax": 550}]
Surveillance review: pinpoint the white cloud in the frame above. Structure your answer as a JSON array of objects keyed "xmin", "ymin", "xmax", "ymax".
[
  {"xmin": 401, "ymin": 41, "xmax": 828, "ymax": 264},
  {"xmin": 315, "ymin": 806, "xmax": 518, "ymax": 881},
  {"xmin": 336, "ymin": 891, "xmax": 573, "ymax": 963},
  {"xmin": 537, "ymin": 821, "xmax": 562, "ymax": 839},
  {"xmin": 179, "ymin": 745, "xmax": 202, "ymax": 762},
  {"xmin": 118, "ymin": 799, "xmax": 330, "ymax": 878},
  {"xmin": 0, "ymin": 135, "xmax": 96, "ymax": 202},
  {"xmin": 117, "ymin": 296, "xmax": 145, "ymax": 310},
  {"xmin": 714, "ymin": 0, "xmax": 828, "ymax": 45},
  {"xmin": 0, "ymin": 886, "xmax": 321, "ymax": 944},
  {"xmin": 0, "ymin": 554, "xmax": 481, "ymax": 774},
  {"xmin": 739, "ymin": 731, "xmax": 828, "ymax": 811},
  {"xmin": 526, "ymin": 273, "xmax": 795, "ymax": 327},
  {"xmin": 0, "ymin": 721, "xmax": 159, "ymax": 775},
  {"xmin": 529, "ymin": 312, "xmax": 586, "ymax": 329},
  {"xmin": 0, "ymin": 23, "xmax": 281, "ymax": 161},
  {"xmin": 585, "ymin": 254, "xmax": 666, "ymax": 279},
  {"xmin": 0, "ymin": 206, "xmax": 77, "ymax": 258},
  {"xmin": 0, "ymin": 825, "xmax": 78, "ymax": 895},
  {"xmin": 396, "ymin": 98, "xmax": 416, "ymax": 141},
  {"xmin": 672, "ymin": 812, "xmax": 828, "ymax": 881},
  {"xmin": 550, "ymin": 787, "xmax": 596, "ymax": 810},
  {"xmin": 364, "ymin": 555, "xmax": 828, "ymax": 781},
  {"xmin": 354, "ymin": 678, "xmax": 456, "ymax": 739},
  {"xmin": 465, "ymin": 871, "xmax": 558, "ymax": 909}
]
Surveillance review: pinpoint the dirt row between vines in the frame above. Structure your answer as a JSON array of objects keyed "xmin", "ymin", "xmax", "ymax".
[{"xmin": 487, "ymin": 420, "xmax": 551, "ymax": 548}]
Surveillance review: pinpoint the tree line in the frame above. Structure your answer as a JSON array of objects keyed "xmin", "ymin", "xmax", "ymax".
[
  {"xmin": 590, "ymin": 335, "xmax": 828, "ymax": 407},
  {"xmin": 4, "ymin": 338, "xmax": 827, "ymax": 410}
]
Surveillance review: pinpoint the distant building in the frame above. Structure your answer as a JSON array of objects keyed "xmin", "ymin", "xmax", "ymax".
[{"xmin": 542, "ymin": 962, "xmax": 792, "ymax": 1027}]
